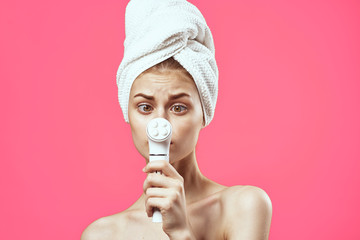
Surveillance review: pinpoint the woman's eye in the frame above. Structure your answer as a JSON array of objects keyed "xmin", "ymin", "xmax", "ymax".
[
  {"xmin": 138, "ymin": 104, "xmax": 153, "ymax": 113},
  {"xmin": 171, "ymin": 105, "xmax": 187, "ymax": 113}
]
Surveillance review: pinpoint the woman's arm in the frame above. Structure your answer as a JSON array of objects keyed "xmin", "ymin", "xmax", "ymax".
[{"xmin": 224, "ymin": 186, "xmax": 272, "ymax": 240}]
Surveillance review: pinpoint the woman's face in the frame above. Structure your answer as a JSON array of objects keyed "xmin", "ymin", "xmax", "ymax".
[{"xmin": 128, "ymin": 70, "xmax": 204, "ymax": 163}]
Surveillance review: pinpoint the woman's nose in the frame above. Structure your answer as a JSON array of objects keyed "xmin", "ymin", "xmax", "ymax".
[{"xmin": 154, "ymin": 108, "xmax": 169, "ymax": 120}]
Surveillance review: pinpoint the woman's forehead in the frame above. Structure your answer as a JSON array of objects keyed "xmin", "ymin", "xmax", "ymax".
[{"xmin": 131, "ymin": 71, "xmax": 198, "ymax": 95}]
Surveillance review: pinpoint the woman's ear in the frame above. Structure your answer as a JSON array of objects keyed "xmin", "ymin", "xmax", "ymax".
[{"xmin": 201, "ymin": 116, "xmax": 205, "ymax": 128}]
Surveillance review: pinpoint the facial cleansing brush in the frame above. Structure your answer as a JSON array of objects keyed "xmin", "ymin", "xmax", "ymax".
[{"xmin": 146, "ymin": 118, "xmax": 172, "ymax": 223}]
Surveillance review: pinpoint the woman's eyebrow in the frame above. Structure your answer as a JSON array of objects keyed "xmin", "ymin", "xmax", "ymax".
[
  {"xmin": 169, "ymin": 93, "xmax": 190, "ymax": 100},
  {"xmin": 134, "ymin": 93, "xmax": 154, "ymax": 100}
]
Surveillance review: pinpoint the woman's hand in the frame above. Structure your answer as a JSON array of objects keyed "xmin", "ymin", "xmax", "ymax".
[{"xmin": 143, "ymin": 160, "xmax": 195, "ymax": 240}]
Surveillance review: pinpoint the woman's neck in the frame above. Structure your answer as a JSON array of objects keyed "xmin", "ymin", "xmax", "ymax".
[{"xmin": 171, "ymin": 150, "xmax": 210, "ymax": 204}]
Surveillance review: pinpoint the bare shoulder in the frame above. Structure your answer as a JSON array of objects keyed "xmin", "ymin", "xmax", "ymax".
[
  {"xmin": 80, "ymin": 211, "xmax": 130, "ymax": 240},
  {"xmin": 220, "ymin": 185, "xmax": 272, "ymax": 239},
  {"xmin": 222, "ymin": 185, "xmax": 272, "ymax": 212}
]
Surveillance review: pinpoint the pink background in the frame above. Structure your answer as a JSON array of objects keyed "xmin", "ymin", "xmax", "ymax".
[{"xmin": 1, "ymin": 0, "xmax": 359, "ymax": 239}]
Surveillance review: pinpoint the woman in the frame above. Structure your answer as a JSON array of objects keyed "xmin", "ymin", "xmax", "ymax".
[{"xmin": 82, "ymin": 0, "xmax": 272, "ymax": 239}]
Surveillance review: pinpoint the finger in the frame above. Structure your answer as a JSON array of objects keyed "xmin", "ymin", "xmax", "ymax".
[
  {"xmin": 145, "ymin": 197, "xmax": 172, "ymax": 217},
  {"xmin": 144, "ymin": 188, "xmax": 176, "ymax": 216},
  {"xmin": 145, "ymin": 187, "xmax": 177, "ymax": 200},
  {"xmin": 144, "ymin": 160, "xmax": 184, "ymax": 182},
  {"xmin": 145, "ymin": 188, "xmax": 177, "ymax": 217},
  {"xmin": 143, "ymin": 173, "xmax": 181, "ymax": 193}
]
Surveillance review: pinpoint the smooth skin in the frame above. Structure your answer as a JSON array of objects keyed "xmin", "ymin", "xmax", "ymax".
[{"xmin": 81, "ymin": 71, "xmax": 272, "ymax": 240}]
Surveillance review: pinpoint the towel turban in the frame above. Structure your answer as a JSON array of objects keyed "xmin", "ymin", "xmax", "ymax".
[{"xmin": 116, "ymin": 0, "xmax": 218, "ymax": 127}]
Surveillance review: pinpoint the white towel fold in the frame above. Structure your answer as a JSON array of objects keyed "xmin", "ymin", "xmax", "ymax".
[{"xmin": 116, "ymin": 0, "xmax": 218, "ymax": 126}]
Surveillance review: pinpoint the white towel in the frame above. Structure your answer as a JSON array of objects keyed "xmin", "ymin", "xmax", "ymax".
[{"xmin": 116, "ymin": 0, "xmax": 218, "ymax": 126}]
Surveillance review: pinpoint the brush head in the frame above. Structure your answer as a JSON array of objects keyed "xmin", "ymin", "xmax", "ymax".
[{"xmin": 146, "ymin": 118, "xmax": 172, "ymax": 142}]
